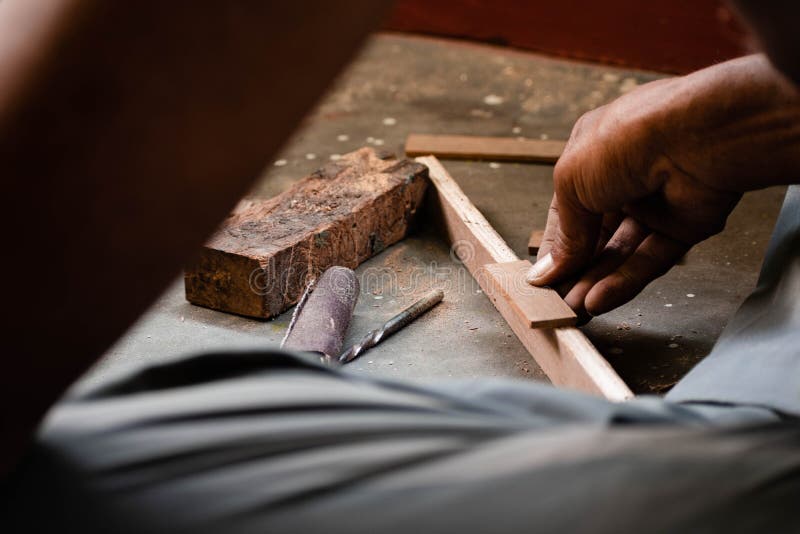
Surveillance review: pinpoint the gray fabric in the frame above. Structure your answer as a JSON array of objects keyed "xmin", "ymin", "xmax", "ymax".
[
  {"xmin": 668, "ymin": 185, "xmax": 800, "ymax": 415},
  {"xmin": 2, "ymin": 351, "xmax": 799, "ymax": 534},
  {"xmin": 5, "ymin": 189, "xmax": 800, "ymax": 533}
]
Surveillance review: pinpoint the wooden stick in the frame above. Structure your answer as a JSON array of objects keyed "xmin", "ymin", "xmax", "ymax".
[
  {"xmin": 483, "ymin": 259, "xmax": 577, "ymax": 328},
  {"xmin": 406, "ymin": 134, "xmax": 566, "ymax": 163},
  {"xmin": 418, "ymin": 155, "xmax": 633, "ymax": 401}
]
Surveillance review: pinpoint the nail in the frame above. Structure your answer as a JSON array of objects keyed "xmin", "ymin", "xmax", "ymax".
[{"xmin": 526, "ymin": 253, "xmax": 554, "ymax": 285}]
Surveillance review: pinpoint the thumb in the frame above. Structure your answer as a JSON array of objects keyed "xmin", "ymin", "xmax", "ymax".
[{"xmin": 527, "ymin": 190, "xmax": 600, "ymax": 287}]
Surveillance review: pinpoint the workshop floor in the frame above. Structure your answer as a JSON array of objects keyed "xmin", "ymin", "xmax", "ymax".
[{"xmin": 83, "ymin": 33, "xmax": 785, "ymax": 395}]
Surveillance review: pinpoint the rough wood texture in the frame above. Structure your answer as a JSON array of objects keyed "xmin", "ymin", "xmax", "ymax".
[
  {"xmin": 406, "ymin": 134, "xmax": 566, "ymax": 163},
  {"xmin": 528, "ymin": 229, "xmax": 545, "ymax": 256},
  {"xmin": 417, "ymin": 155, "xmax": 633, "ymax": 401},
  {"xmin": 484, "ymin": 260, "xmax": 577, "ymax": 328},
  {"xmin": 185, "ymin": 148, "xmax": 428, "ymax": 318}
]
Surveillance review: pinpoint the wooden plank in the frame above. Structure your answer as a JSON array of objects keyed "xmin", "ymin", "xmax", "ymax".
[
  {"xmin": 406, "ymin": 134, "xmax": 566, "ymax": 163},
  {"xmin": 417, "ymin": 155, "xmax": 633, "ymax": 401},
  {"xmin": 528, "ymin": 229, "xmax": 545, "ymax": 256},
  {"xmin": 483, "ymin": 260, "xmax": 577, "ymax": 328},
  {"xmin": 185, "ymin": 148, "xmax": 428, "ymax": 319}
]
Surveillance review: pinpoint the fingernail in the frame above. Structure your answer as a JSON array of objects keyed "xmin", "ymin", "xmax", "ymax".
[{"xmin": 526, "ymin": 253, "xmax": 554, "ymax": 285}]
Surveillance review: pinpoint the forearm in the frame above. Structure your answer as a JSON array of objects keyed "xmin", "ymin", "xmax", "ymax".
[{"xmin": 0, "ymin": 0, "xmax": 389, "ymax": 476}]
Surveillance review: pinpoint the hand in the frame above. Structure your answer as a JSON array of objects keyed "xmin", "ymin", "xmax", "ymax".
[{"xmin": 527, "ymin": 54, "xmax": 800, "ymax": 318}]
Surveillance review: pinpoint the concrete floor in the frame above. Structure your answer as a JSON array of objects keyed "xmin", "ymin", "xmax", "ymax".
[{"xmin": 83, "ymin": 34, "xmax": 786, "ymax": 395}]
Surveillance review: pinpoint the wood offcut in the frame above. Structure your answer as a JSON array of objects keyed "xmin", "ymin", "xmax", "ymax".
[
  {"xmin": 185, "ymin": 148, "xmax": 428, "ymax": 319},
  {"xmin": 406, "ymin": 134, "xmax": 566, "ymax": 163},
  {"xmin": 483, "ymin": 260, "xmax": 576, "ymax": 328},
  {"xmin": 417, "ymin": 155, "xmax": 632, "ymax": 401}
]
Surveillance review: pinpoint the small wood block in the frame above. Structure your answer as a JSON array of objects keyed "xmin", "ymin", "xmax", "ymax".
[
  {"xmin": 528, "ymin": 229, "xmax": 545, "ymax": 256},
  {"xmin": 185, "ymin": 148, "xmax": 428, "ymax": 319},
  {"xmin": 483, "ymin": 260, "xmax": 576, "ymax": 328},
  {"xmin": 405, "ymin": 134, "xmax": 566, "ymax": 164}
]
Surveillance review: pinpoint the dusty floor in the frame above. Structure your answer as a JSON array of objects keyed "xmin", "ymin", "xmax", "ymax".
[{"xmin": 84, "ymin": 33, "xmax": 785, "ymax": 395}]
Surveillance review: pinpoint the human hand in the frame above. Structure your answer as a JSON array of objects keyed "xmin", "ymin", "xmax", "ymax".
[{"xmin": 527, "ymin": 55, "xmax": 800, "ymax": 318}]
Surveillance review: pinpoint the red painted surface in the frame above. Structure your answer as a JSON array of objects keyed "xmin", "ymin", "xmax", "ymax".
[{"xmin": 385, "ymin": 0, "xmax": 751, "ymax": 73}]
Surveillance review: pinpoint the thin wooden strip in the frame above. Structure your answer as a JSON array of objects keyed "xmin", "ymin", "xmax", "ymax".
[
  {"xmin": 418, "ymin": 155, "xmax": 633, "ymax": 401},
  {"xmin": 406, "ymin": 134, "xmax": 566, "ymax": 163},
  {"xmin": 483, "ymin": 260, "xmax": 577, "ymax": 328}
]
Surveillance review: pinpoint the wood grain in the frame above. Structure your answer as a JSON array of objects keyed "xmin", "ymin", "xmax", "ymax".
[
  {"xmin": 528, "ymin": 229, "xmax": 545, "ymax": 256},
  {"xmin": 417, "ymin": 155, "xmax": 633, "ymax": 401},
  {"xmin": 483, "ymin": 260, "xmax": 576, "ymax": 328},
  {"xmin": 406, "ymin": 134, "xmax": 566, "ymax": 163},
  {"xmin": 185, "ymin": 148, "xmax": 428, "ymax": 318}
]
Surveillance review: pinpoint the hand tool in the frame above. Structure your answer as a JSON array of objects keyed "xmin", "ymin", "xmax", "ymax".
[
  {"xmin": 281, "ymin": 266, "xmax": 359, "ymax": 363},
  {"xmin": 338, "ymin": 288, "xmax": 444, "ymax": 364}
]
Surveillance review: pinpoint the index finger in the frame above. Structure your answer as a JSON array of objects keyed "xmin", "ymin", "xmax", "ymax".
[{"xmin": 526, "ymin": 160, "xmax": 602, "ymax": 286}]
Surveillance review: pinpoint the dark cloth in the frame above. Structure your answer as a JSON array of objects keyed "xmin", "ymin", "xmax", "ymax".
[{"xmin": 5, "ymin": 188, "xmax": 800, "ymax": 533}]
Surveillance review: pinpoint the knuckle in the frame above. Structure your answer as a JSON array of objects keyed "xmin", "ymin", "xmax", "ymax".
[
  {"xmin": 552, "ymin": 157, "xmax": 571, "ymax": 185},
  {"xmin": 553, "ymin": 226, "xmax": 589, "ymax": 259},
  {"xmin": 570, "ymin": 108, "xmax": 599, "ymax": 136},
  {"xmin": 638, "ymin": 246, "xmax": 676, "ymax": 278},
  {"xmin": 615, "ymin": 266, "xmax": 640, "ymax": 287},
  {"xmin": 638, "ymin": 250, "xmax": 670, "ymax": 277},
  {"xmin": 596, "ymin": 243, "xmax": 627, "ymax": 264},
  {"xmin": 552, "ymin": 162, "xmax": 579, "ymax": 201}
]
